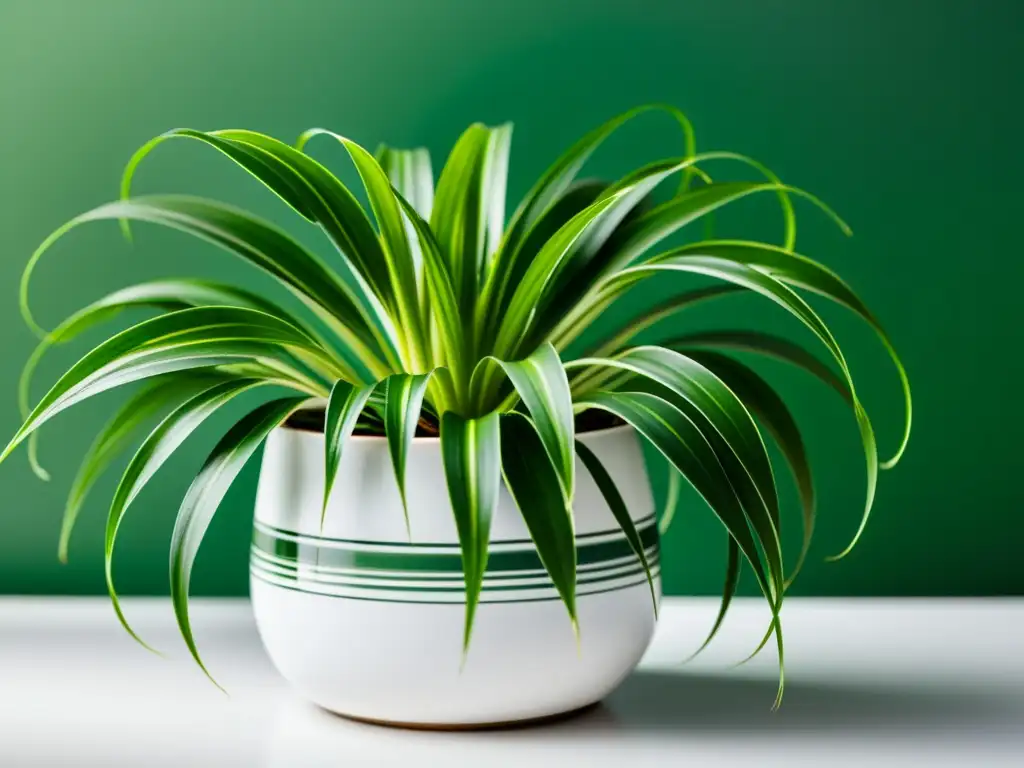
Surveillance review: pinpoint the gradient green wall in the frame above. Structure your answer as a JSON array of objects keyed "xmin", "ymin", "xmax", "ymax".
[{"xmin": 1, "ymin": 0, "xmax": 1020, "ymax": 598}]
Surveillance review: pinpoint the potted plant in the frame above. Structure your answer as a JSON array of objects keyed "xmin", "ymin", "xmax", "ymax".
[{"xmin": 1, "ymin": 105, "xmax": 910, "ymax": 727}]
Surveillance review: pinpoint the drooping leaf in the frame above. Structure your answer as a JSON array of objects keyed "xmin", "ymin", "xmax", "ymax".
[
  {"xmin": 575, "ymin": 390, "xmax": 784, "ymax": 701},
  {"xmin": 607, "ymin": 255, "xmax": 880, "ymax": 560},
  {"xmin": 576, "ymin": 391, "xmax": 777, "ymax": 607},
  {"xmin": 59, "ymin": 371, "xmax": 230, "ymax": 562},
  {"xmin": 659, "ymin": 465, "xmax": 683, "ymax": 535},
  {"xmin": 500, "ymin": 104, "xmax": 695, "ymax": 263},
  {"xmin": 685, "ymin": 350, "xmax": 814, "ymax": 586},
  {"xmin": 569, "ymin": 348, "xmax": 783, "ymax": 605},
  {"xmin": 0, "ymin": 307, "xmax": 333, "ymax": 466},
  {"xmin": 574, "ymin": 438, "xmax": 656, "ymax": 615},
  {"xmin": 18, "ymin": 278, "xmax": 321, "ymax": 480},
  {"xmin": 648, "ymin": 239, "xmax": 909, "ymax": 469},
  {"xmin": 170, "ymin": 395, "xmax": 308, "ymax": 683},
  {"xmin": 123, "ymin": 128, "xmax": 397, "ymax": 324},
  {"xmin": 440, "ymin": 411, "xmax": 501, "ymax": 656},
  {"xmin": 322, "ymin": 379, "xmax": 377, "ymax": 525},
  {"xmin": 383, "ymin": 372, "xmax": 432, "ymax": 535},
  {"xmin": 104, "ymin": 378, "xmax": 272, "ymax": 649},
  {"xmin": 501, "ymin": 413, "xmax": 577, "ymax": 630},
  {"xmin": 664, "ymin": 330, "xmax": 852, "ymax": 405},
  {"xmin": 473, "ymin": 343, "xmax": 575, "ymax": 496},
  {"xmin": 23, "ymin": 194, "xmax": 396, "ymax": 377}
]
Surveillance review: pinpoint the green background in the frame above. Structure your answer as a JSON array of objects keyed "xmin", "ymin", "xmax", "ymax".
[{"xmin": 1, "ymin": 0, "xmax": 1019, "ymax": 598}]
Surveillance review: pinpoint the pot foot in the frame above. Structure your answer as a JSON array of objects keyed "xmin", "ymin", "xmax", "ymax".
[{"xmin": 320, "ymin": 700, "xmax": 602, "ymax": 731}]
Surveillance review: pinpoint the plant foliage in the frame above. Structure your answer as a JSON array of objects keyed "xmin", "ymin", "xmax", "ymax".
[{"xmin": 2, "ymin": 106, "xmax": 910, "ymax": 704}]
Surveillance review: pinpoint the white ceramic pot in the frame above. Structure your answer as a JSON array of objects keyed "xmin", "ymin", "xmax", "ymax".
[{"xmin": 250, "ymin": 422, "xmax": 660, "ymax": 728}]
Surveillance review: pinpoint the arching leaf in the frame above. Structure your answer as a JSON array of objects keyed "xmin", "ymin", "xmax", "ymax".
[{"xmin": 170, "ymin": 395, "xmax": 308, "ymax": 683}]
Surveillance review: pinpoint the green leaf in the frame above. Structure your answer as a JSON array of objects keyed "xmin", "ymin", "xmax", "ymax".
[
  {"xmin": 59, "ymin": 371, "xmax": 229, "ymax": 562},
  {"xmin": 170, "ymin": 395, "xmax": 308, "ymax": 684},
  {"xmin": 104, "ymin": 378, "xmax": 272, "ymax": 650},
  {"xmin": 124, "ymin": 129, "xmax": 396, "ymax": 324},
  {"xmin": 501, "ymin": 104, "xmax": 695, "ymax": 262},
  {"xmin": 659, "ymin": 466, "xmax": 683, "ymax": 535},
  {"xmin": 579, "ymin": 285, "xmax": 744, "ymax": 362},
  {"xmin": 18, "ymin": 278, "xmax": 318, "ymax": 481},
  {"xmin": 685, "ymin": 350, "xmax": 815, "ymax": 587},
  {"xmin": 432, "ymin": 123, "xmax": 513, "ymax": 333},
  {"xmin": 473, "ymin": 342, "xmax": 575, "ymax": 496},
  {"xmin": 608, "ymin": 255, "xmax": 880, "ymax": 560},
  {"xmin": 384, "ymin": 372, "xmax": 432, "ymax": 536},
  {"xmin": 0, "ymin": 307, "xmax": 331, "ymax": 467},
  {"xmin": 323, "ymin": 379, "xmax": 377, "ymax": 525},
  {"xmin": 23, "ymin": 194, "xmax": 395, "ymax": 378},
  {"xmin": 501, "ymin": 413, "xmax": 577, "ymax": 630},
  {"xmin": 574, "ymin": 438, "xmax": 656, "ymax": 616},
  {"xmin": 390, "ymin": 193, "xmax": 466, "ymax": 405},
  {"xmin": 664, "ymin": 330, "xmax": 852, "ymax": 405},
  {"xmin": 576, "ymin": 390, "xmax": 785, "ymax": 701},
  {"xmin": 493, "ymin": 192, "xmax": 623, "ymax": 359},
  {"xmin": 569, "ymin": 347, "xmax": 783, "ymax": 601},
  {"xmin": 376, "ymin": 145, "xmax": 434, "ymax": 220},
  {"xmin": 479, "ymin": 179, "xmax": 608, "ymax": 340},
  {"xmin": 440, "ymin": 411, "xmax": 501, "ymax": 657},
  {"xmin": 494, "ymin": 154, "xmax": 719, "ymax": 361},
  {"xmin": 296, "ymin": 131, "xmax": 429, "ymax": 370},
  {"xmin": 653, "ymin": 239, "xmax": 909, "ymax": 469},
  {"xmin": 375, "ymin": 144, "xmax": 435, "ymax": 305}
]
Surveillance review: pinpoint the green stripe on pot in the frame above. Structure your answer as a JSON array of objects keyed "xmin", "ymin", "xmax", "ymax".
[
  {"xmin": 255, "ymin": 512, "xmax": 657, "ymax": 550},
  {"xmin": 251, "ymin": 517, "xmax": 659, "ymax": 574},
  {"xmin": 250, "ymin": 546, "xmax": 660, "ymax": 590},
  {"xmin": 249, "ymin": 516, "xmax": 661, "ymax": 603},
  {"xmin": 250, "ymin": 544, "xmax": 659, "ymax": 583},
  {"xmin": 249, "ymin": 564, "xmax": 661, "ymax": 605}
]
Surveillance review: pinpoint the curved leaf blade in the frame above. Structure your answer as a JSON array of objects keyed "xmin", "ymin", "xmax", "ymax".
[
  {"xmin": 575, "ymin": 390, "xmax": 785, "ymax": 701},
  {"xmin": 660, "ymin": 239, "xmax": 909, "ymax": 469},
  {"xmin": 23, "ymin": 194, "xmax": 393, "ymax": 377},
  {"xmin": 1, "ymin": 307, "xmax": 330, "ymax": 466},
  {"xmin": 609, "ymin": 256, "xmax": 879, "ymax": 560},
  {"xmin": 104, "ymin": 378, "xmax": 270, "ymax": 650},
  {"xmin": 384, "ymin": 372, "xmax": 432, "ymax": 536},
  {"xmin": 686, "ymin": 350, "xmax": 815, "ymax": 586},
  {"xmin": 170, "ymin": 395, "xmax": 308, "ymax": 684},
  {"xmin": 376, "ymin": 144, "xmax": 434, "ymax": 220},
  {"xmin": 476, "ymin": 343, "xmax": 575, "ymax": 495},
  {"xmin": 501, "ymin": 412, "xmax": 577, "ymax": 630},
  {"xmin": 323, "ymin": 379, "xmax": 377, "ymax": 525},
  {"xmin": 19, "ymin": 278, "xmax": 315, "ymax": 480},
  {"xmin": 440, "ymin": 411, "xmax": 501, "ymax": 657},
  {"xmin": 568, "ymin": 346, "xmax": 783, "ymax": 597},
  {"xmin": 501, "ymin": 104, "xmax": 695, "ymax": 262},
  {"xmin": 574, "ymin": 438, "xmax": 656, "ymax": 616},
  {"xmin": 60, "ymin": 371, "xmax": 229, "ymax": 562}
]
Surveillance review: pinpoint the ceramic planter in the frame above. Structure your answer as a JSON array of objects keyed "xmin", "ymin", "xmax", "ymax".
[{"xmin": 250, "ymin": 422, "xmax": 660, "ymax": 728}]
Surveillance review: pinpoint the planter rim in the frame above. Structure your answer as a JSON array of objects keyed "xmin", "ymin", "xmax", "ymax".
[{"xmin": 280, "ymin": 418, "xmax": 634, "ymax": 443}]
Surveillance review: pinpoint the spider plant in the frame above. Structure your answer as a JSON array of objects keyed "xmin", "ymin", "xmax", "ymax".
[{"xmin": 1, "ymin": 105, "xmax": 910, "ymax": 703}]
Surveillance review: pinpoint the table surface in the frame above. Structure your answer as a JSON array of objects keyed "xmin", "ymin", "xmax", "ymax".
[{"xmin": 1, "ymin": 597, "xmax": 1022, "ymax": 767}]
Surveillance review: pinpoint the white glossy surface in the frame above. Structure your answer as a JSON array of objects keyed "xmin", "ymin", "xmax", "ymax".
[
  {"xmin": 252, "ymin": 424, "xmax": 659, "ymax": 724},
  {"xmin": 2, "ymin": 597, "xmax": 1023, "ymax": 766}
]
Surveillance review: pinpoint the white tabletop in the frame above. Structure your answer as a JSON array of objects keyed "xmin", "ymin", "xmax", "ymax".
[{"xmin": 1, "ymin": 597, "xmax": 1021, "ymax": 766}]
